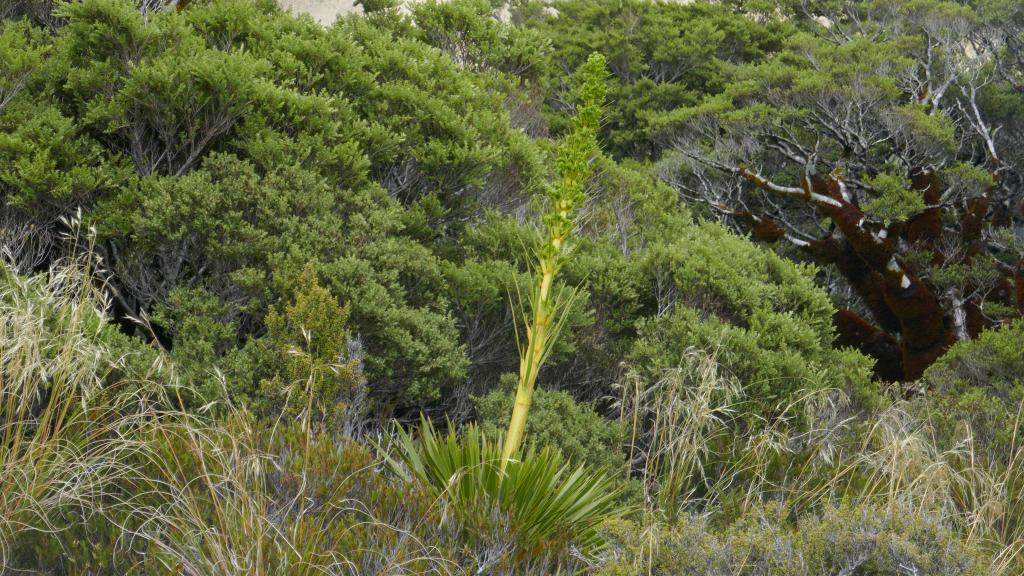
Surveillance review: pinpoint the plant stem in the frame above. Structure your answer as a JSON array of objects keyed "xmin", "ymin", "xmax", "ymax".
[
  {"xmin": 500, "ymin": 53, "xmax": 606, "ymax": 471},
  {"xmin": 501, "ymin": 268, "xmax": 555, "ymax": 468}
]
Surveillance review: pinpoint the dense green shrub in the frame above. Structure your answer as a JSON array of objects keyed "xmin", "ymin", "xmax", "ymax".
[
  {"xmin": 476, "ymin": 373, "xmax": 628, "ymax": 473},
  {"xmin": 919, "ymin": 322, "xmax": 1024, "ymax": 463},
  {"xmin": 923, "ymin": 321, "xmax": 1024, "ymax": 395},
  {"xmin": 513, "ymin": 0, "xmax": 788, "ymax": 158},
  {"xmin": 256, "ymin": 263, "xmax": 363, "ymax": 428},
  {"xmin": 0, "ymin": 0, "xmax": 883, "ymax": 423},
  {"xmin": 1, "ymin": 0, "xmax": 524, "ymax": 410},
  {"xmin": 409, "ymin": 0, "xmax": 553, "ymax": 85},
  {"xmin": 630, "ymin": 220, "xmax": 877, "ymax": 416}
]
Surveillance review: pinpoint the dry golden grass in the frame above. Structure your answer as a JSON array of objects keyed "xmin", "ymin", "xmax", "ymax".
[
  {"xmin": 0, "ymin": 222, "xmax": 155, "ymax": 566},
  {"xmin": 614, "ymin": 345, "xmax": 1024, "ymax": 574}
]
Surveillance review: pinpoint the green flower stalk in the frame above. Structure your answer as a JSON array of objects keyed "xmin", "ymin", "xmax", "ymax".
[{"xmin": 501, "ymin": 53, "xmax": 607, "ymax": 470}]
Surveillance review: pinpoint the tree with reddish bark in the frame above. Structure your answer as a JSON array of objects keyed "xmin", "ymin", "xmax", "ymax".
[{"xmin": 653, "ymin": 0, "xmax": 1024, "ymax": 382}]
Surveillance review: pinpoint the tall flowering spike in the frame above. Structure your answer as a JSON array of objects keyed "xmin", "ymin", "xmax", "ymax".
[
  {"xmin": 501, "ymin": 53, "xmax": 607, "ymax": 470},
  {"xmin": 553, "ymin": 53, "xmax": 607, "ymax": 231}
]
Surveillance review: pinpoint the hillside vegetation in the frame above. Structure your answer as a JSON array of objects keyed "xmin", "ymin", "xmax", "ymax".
[{"xmin": 0, "ymin": 0, "xmax": 1022, "ymax": 574}]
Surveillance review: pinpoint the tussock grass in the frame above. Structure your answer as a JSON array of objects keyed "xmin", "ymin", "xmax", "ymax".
[
  {"xmin": 0, "ymin": 233, "xmax": 154, "ymax": 567},
  {"xmin": 0, "ymin": 232, "xmax": 451, "ymax": 574},
  {"xmin": 117, "ymin": 404, "xmax": 467, "ymax": 576},
  {"xmin": 614, "ymin": 345, "xmax": 1024, "ymax": 574},
  {"xmin": 842, "ymin": 404, "xmax": 1024, "ymax": 574}
]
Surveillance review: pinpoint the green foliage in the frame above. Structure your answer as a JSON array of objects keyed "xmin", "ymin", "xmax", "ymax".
[
  {"xmin": 515, "ymin": 0, "xmax": 788, "ymax": 157},
  {"xmin": 409, "ymin": 0, "xmax": 553, "ymax": 84},
  {"xmin": 942, "ymin": 162, "xmax": 996, "ymax": 200},
  {"xmin": 151, "ymin": 286, "xmax": 237, "ymax": 402},
  {"xmin": 0, "ymin": 0, "xmax": 885, "ymax": 424},
  {"xmin": 890, "ymin": 103, "xmax": 959, "ymax": 161},
  {"xmin": 0, "ymin": 101, "xmax": 128, "ymax": 215},
  {"xmin": 863, "ymin": 171, "xmax": 926, "ymax": 224},
  {"xmin": 356, "ymin": 0, "xmax": 401, "ymax": 13},
  {"xmin": 390, "ymin": 417, "xmax": 625, "ymax": 560},
  {"xmin": 631, "ymin": 221, "xmax": 875, "ymax": 412},
  {"xmin": 342, "ymin": 10, "xmax": 546, "ymax": 214},
  {"xmin": 0, "ymin": 19, "xmax": 129, "ymax": 218},
  {"xmin": 476, "ymin": 373, "xmax": 627, "ymax": 473},
  {"xmin": 925, "ymin": 322, "xmax": 1024, "ymax": 394},
  {"xmin": 1, "ymin": 0, "xmax": 559, "ymax": 413},
  {"xmin": 257, "ymin": 264, "xmax": 362, "ymax": 428},
  {"xmin": 0, "ymin": 18, "xmax": 46, "ymax": 103},
  {"xmin": 920, "ymin": 322, "xmax": 1024, "ymax": 462}
]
